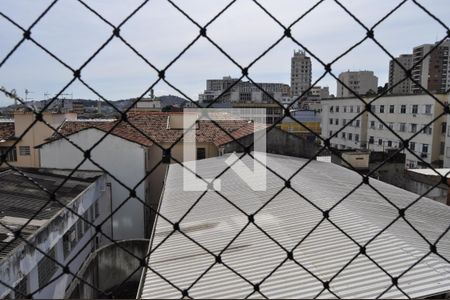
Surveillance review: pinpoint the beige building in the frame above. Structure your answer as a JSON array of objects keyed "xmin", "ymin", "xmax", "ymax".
[
  {"xmin": 0, "ymin": 110, "xmax": 76, "ymax": 168},
  {"xmin": 322, "ymin": 94, "xmax": 448, "ymax": 169},
  {"xmin": 389, "ymin": 54, "xmax": 413, "ymax": 95},
  {"xmin": 291, "ymin": 50, "xmax": 312, "ymax": 98},
  {"xmin": 336, "ymin": 70, "xmax": 378, "ymax": 97}
]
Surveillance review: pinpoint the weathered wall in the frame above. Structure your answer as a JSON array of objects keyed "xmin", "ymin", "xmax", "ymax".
[
  {"xmin": 223, "ymin": 127, "xmax": 322, "ymax": 159},
  {"xmin": 66, "ymin": 239, "xmax": 148, "ymax": 299}
]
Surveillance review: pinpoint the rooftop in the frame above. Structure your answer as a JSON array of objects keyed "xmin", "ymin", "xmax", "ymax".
[
  {"xmin": 0, "ymin": 168, "xmax": 100, "ymax": 259},
  {"xmin": 139, "ymin": 154, "xmax": 450, "ymax": 299},
  {"xmin": 42, "ymin": 112, "xmax": 264, "ymax": 148}
]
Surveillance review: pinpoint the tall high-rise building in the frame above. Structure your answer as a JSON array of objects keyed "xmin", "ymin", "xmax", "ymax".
[
  {"xmin": 411, "ymin": 39, "xmax": 450, "ymax": 94},
  {"xmin": 389, "ymin": 54, "xmax": 413, "ymax": 95},
  {"xmin": 291, "ymin": 50, "xmax": 312, "ymax": 98},
  {"xmin": 336, "ymin": 71, "xmax": 378, "ymax": 97}
]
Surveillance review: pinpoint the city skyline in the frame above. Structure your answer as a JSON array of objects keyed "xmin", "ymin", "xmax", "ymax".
[{"xmin": 0, "ymin": 0, "xmax": 448, "ymax": 107}]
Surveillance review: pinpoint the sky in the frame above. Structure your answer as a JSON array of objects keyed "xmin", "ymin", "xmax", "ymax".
[{"xmin": 0, "ymin": 0, "xmax": 448, "ymax": 107}]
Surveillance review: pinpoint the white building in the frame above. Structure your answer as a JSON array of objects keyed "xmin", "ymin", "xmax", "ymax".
[
  {"xmin": 336, "ymin": 70, "xmax": 378, "ymax": 98},
  {"xmin": 321, "ymin": 97, "xmax": 369, "ymax": 150},
  {"xmin": 291, "ymin": 50, "xmax": 312, "ymax": 98},
  {"xmin": 0, "ymin": 169, "xmax": 108, "ymax": 299},
  {"xmin": 367, "ymin": 94, "xmax": 447, "ymax": 168},
  {"xmin": 389, "ymin": 54, "xmax": 413, "ymax": 95},
  {"xmin": 322, "ymin": 94, "xmax": 449, "ymax": 169},
  {"xmin": 38, "ymin": 121, "xmax": 149, "ymax": 241},
  {"xmin": 199, "ymin": 76, "xmax": 290, "ymax": 104}
]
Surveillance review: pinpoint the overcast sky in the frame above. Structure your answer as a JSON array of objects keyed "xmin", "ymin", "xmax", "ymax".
[{"xmin": 0, "ymin": 0, "xmax": 448, "ymax": 106}]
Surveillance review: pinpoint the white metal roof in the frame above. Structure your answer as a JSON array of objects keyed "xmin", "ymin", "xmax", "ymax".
[
  {"xmin": 139, "ymin": 154, "xmax": 450, "ymax": 299},
  {"xmin": 408, "ymin": 168, "xmax": 450, "ymax": 177}
]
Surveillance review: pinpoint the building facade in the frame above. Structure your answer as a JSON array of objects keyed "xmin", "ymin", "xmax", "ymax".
[
  {"xmin": 291, "ymin": 50, "xmax": 312, "ymax": 98},
  {"xmin": 321, "ymin": 97, "xmax": 369, "ymax": 150},
  {"xmin": 0, "ymin": 110, "xmax": 77, "ymax": 168},
  {"xmin": 336, "ymin": 71, "xmax": 378, "ymax": 98},
  {"xmin": 0, "ymin": 169, "xmax": 108, "ymax": 299},
  {"xmin": 198, "ymin": 76, "xmax": 290, "ymax": 104},
  {"xmin": 412, "ymin": 39, "xmax": 450, "ymax": 94},
  {"xmin": 322, "ymin": 94, "xmax": 448, "ymax": 169},
  {"xmin": 389, "ymin": 54, "xmax": 413, "ymax": 95}
]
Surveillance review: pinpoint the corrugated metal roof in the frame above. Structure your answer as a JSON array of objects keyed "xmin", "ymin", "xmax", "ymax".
[{"xmin": 139, "ymin": 154, "xmax": 450, "ymax": 299}]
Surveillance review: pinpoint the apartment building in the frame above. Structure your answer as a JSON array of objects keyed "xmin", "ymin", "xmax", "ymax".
[
  {"xmin": 389, "ymin": 54, "xmax": 413, "ymax": 94},
  {"xmin": 198, "ymin": 76, "xmax": 290, "ymax": 104},
  {"xmin": 321, "ymin": 97, "xmax": 369, "ymax": 150},
  {"xmin": 0, "ymin": 169, "xmax": 108, "ymax": 299},
  {"xmin": 322, "ymin": 94, "xmax": 448, "ymax": 168},
  {"xmin": 367, "ymin": 94, "xmax": 447, "ymax": 168},
  {"xmin": 0, "ymin": 109, "xmax": 76, "ymax": 168},
  {"xmin": 336, "ymin": 70, "xmax": 378, "ymax": 97},
  {"xmin": 309, "ymin": 86, "xmax": 330, "ymax": 99},
  {"xmin": 412, "ymin": 39, "xmax": 450, "ymax": 94},
  {"xmin": 291, "ymin": 50, "xmax": 312, "ymax": 98}
]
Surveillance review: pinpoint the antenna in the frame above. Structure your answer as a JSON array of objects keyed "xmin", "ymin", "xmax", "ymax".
[{"xmin": 25, "ymin": 89, "xmax": 33, "ymax": 101}]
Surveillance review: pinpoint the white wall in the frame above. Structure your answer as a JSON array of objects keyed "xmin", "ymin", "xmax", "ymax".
[{"xmin": 40, "ymin": 129, "xmax": 147, "ymax": 240}]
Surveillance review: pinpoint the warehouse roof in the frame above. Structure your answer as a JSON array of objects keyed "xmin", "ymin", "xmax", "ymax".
[{"xmin": 139, "ymin": 154, "xmax": 450, "ymax": 299}]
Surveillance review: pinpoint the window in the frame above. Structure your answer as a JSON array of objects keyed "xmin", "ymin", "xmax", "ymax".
[
  {"xmin": 341, "ymin": 132, "xmax": 346, "ymax": 139},
  {"xmin": 379, "ymin": 105, "xmax": 384, "ymax": 113},
  {"xmin": 422, "ymin": 144, "xmax": 429, "ymax": 154},
  {"xmin": 330, "ymin": 106, "xmax": 334, "ymax": 113},
  {"xmin": 412, "ymin": 105, "xmax": 418, "ymax": 114},
  {"xmin": 329, "ymin": 118, "xmax": 333, "ymax": 125},
  {"xmin": 348, "ymin": 133, "xmax": 353, "ymax": 141},
  {"xmin": 388, "ymin": 122, "xmax": 394, "ymax": 130},
  {"xmin": 423, "ymin": 125, "xmax": 432, "ymax": 135},
  {"xmin": 411, "ymin": 123, "xmax": 417, "ymax": 133},
  {"xmin": 0, "ymin": 147, "xmax": 17, "ymax": 162},
  {"xmin": 400, "ymin": 105, "xmax": 406, "ymax": 114},
  {"xmin": 378, "ymin": 123, "xmax": 383, "ymax": 130},
  {"xmin": 399, "ymin": 123, "xmax": 406, "ymax": 132},
  {"xmin": 355, "ymin": 120, "xmax": 360, "ymax": 127},
  {"xmin": 387, "ymin": 140, "xmax": 392, "ymax": 147},
  {"xmin": 19, "ymin": 146, "xmax": 30, "ymax": 156},
  {"xmin": 378, "ymin": 139, "xmax": 382, "ymax": 146},
  {"xmin": 410, "ymin": 142, "xmax": 415, "ymax": 151},
  {"xmin": 389, "ymin": 105, "xmax": 395, "ymax": 113},
  {"xmin": 357, "ymin": 106, "xmax": 360, "ymax": 113},
  {"xmin": 336, "ymin": 106, "xmax": 339, "ymax": 112},
  {"xmin": 425, "ymin": 104, "xmax": 432, "ymax": 114},
  {"xmin": 196, "ymin": 148, "xmax": 206, "ymax": 160},
  {"xmin": 38, "ymin": 247, "xmax": 57, "ymax": 288},
  {"xmin": 355, "ymin": 134, "xmax": 359, "ymax": 142},
  {"xmin": 350, "ymin": 106, "xmax": 354, "ymax": 113},
  {"xmin": 336, "ymin": 119, "xmax": 339, "ymax": 125},
  {"xmin": 343, "ymin": 106, "xmax": 347, "ymax": 113},
  {"xmin": 370, "ymin": 121, "xmax": 375, "ymax": 129},
  {"xmin": 329, "ymin": 131, "xmax": 333, "ymax": 137},
  {"xmin": 369, "ymin": 136, "xmax": 374, "ymax": 144}
]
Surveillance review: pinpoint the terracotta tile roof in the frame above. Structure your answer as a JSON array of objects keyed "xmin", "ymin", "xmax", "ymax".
[
  {"xmin": 46, "ymin": 112, "xmax": 265, "ymax": 148},
  {"xmin": 0, "ymin": 122, "xmax": 15, "ymax": 142}
]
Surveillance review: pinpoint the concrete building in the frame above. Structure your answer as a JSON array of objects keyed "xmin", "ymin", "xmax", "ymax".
[
  {"xmin": 199, "ymin": 76, "xmax": 290, "ymax": 105},
  {"xmin": 231, "ymin": 102, "xmax": 283, "ymax": 124},
  {"xmin": 321, "ymin": 97, "xmax": 369, "ymax": 150},
  {"xmin": 367, "ymin": 94, "xmax": 447, "ymax": 168},
  {"xmin": 138, "ymin": 154, "xmax": 450, "ymax": 299},
  {"xmin": 37, "ymin": 112, "xmax": 260, "ymax": 241},
  {"xmin": 291, "ymin": 50, "xmax": 312, "ymax": 98},
  {"xmin": 0, "ymin": 110, "xmax": 77, "ymax": 168},
  {"xmin": 336, "ymin": 71, "xmax": 378, "ymax": 97},
  {"xmin": 309, "ymin": 86, "xmax": 330, "ymax": 100},
  {"xmin": 0, "ymin": 168, "xmax": 108, "ymax": 299},
  {"xmin": 389, "ymin": 54, "xmax": 413, "ymax": 95},
  {"xmin": 322, "ymin": 94, "xmax": 448, "ymax": 169},
  {"xmin": 412, "ymin": 39, "xmax": 450, "ymax": 94}
]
